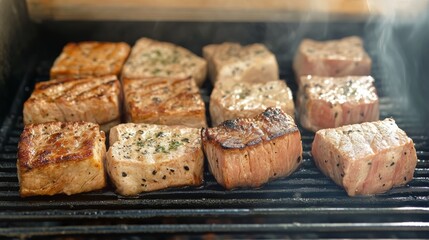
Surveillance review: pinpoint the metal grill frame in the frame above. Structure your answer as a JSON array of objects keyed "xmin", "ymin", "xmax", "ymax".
[{"xmin": 0, "ymin": 21, "xmax": 428, "ymax": 239}]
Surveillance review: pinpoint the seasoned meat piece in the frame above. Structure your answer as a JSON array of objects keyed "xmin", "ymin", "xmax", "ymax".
[
  {"xmin": 210, "ymin": 80, "xmax": 294, "ymax": 126},
  {"xmin": 202, "ymin": 108, "xmax": 302, "ymax": 189},
  {"xmin": 293, "ymin": 36, "xmax": 371, "ymax": 84},
  {"xmin": 17, "ymin": 121, "xmax": 106, "ymax": 197},
  {"xmin": 50, "ymin": 41, "xmax": 130, "ymax": 79},
  {"xmin": 298, "ymin": 75, "xmax": 379, "ymax": 132},
  {"xmin": 123, "ymin": 77, "xmax": 206, "ymax": 128},
  {"xmin": 311, "ymin": 119, "xmax": 417, "ymax": 196},
  {"xmin": 122, "ymin": 38, "xmax": 207, "ymax": 87},
  {"xmin": 203, "ymin": 42, "xmax": 279, "ymax": 84},
  {"xmin": 23, "ymin": 75, "xmax": 121, "ymax": 132},
  {"xmin": 107, "ymin": 123, "xmax": 204, "ymax": 196}
]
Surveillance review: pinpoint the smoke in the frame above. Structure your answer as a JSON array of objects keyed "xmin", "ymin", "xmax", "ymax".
[
  {"xmin": 365, "ymin": 1, "xmax": 429, "ymax": 122},
  {"xmin": 262, "ymin": 1, "xmax": 429, "ymax": 126}
]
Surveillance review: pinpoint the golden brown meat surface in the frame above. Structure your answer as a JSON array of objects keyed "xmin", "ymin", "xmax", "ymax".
[
  {"xmin": 202, "ymin": 108, "xmax": 302, "ymax": 189},
  {"xmin": 50, "ymin": 41, "xmax": 130, "ymax": 79},
  {"xmin": 123, "ymin": 77, "xmax": 206, "ymax": 128},
  {"xmin": 311, "ymin": 119, "xmax": 417, "ymax": 196},
  {"xmin": 23, "ymin": 75, "xmax": 121, "ymax": 132},
  {"xmin": 17, "ymin": 121, "xmax": 106, "ymax": 197}
]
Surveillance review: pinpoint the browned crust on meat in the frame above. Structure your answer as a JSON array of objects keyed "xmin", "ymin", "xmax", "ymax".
[
  {"xmin": 123, "ymin": 77, "xmax": 206, "ymax": 128},
  {"xmin": 50, "ymin": 42, "xmax": 131, "ymax": 79},
  {"xmin": 202, "ymin": 107, "xmax": 298, "ymax": 149},
  {"xmin": 204, "ymin": 131, "xmax": 302, "ymax": 189},
  {"xmin": 202, "ymin": 107, "xmax": 302, "ymax": 189},
  {"xmin": 23, "ymin": 75, "xmax": 121, "ymax": 126},
  {"xmin": 18, "ymin": 121, "xmax": 104, "ymax": 171}
]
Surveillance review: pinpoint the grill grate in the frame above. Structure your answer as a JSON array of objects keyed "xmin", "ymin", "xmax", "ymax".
[{"xmin": 0, "ymin": 39, "xmax": 428, "ymax": 239}]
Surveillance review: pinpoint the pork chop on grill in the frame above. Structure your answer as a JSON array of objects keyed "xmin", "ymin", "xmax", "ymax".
[
  {"xmin": 311, "ymin": 118, "xmax": 417, "ymax": 196},
  {"xmin": 202, "ymin": 107, "xmax": 302, "ymax": 189}
]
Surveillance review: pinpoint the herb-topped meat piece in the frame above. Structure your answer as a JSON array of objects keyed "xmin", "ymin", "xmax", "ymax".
[
  {"xmin": 107, "ymin": 123, "xmax": 204, "ymax": 196},
  {"xmin": 122, "ymin": 38, "xmax": 207, "ymax": 87},
  {"xmin": 210, "ymin": 80, "xmax": 294, "ymax": 126}
]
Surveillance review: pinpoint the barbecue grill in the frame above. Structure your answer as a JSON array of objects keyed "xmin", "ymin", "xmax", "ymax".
[{"xmin": 1, "ymin": 1, "xmax": 429, "ymax": 238}]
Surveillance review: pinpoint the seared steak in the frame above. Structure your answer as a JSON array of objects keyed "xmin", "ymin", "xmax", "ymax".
[
  {"xmin": 23, "ymin": 75, "xmax": 121, "ymax": 132},
  {"xmin": 50, "ymin": 41, "xmax": 130, "ymax": 79},
  {"xmin": 202, "ymin": 107, "xmax": 302, "ymax": 189},
  {"xmin": 123, "ymin": 77, "xmax": 206, "ymax": 128},
  {"xmin": 17, "ymin": 121, "xmax": 106, "ymax": 197}
]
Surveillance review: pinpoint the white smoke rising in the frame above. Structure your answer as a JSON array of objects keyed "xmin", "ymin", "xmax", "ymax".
[{"xmin": 365, "ymin": 0, "xmax": 429, "ymax": 118}]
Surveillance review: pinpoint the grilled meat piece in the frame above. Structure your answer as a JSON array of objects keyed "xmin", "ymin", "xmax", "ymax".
[
  {"xmin": 17, "ymin": 121, "xmax": 106, "ymax": 197},
  {"xmin": 202, "ymin": 108, "xmax": 302, "ymax": 189},
  {"xmin": 293, "ymin": 36, "xmax": 371, "ymax": 84},
  {"xmin": 107, "ymin": 123, "xmax": 204, "ymax": 196},
  {"xmin": 122, "ymin": 38, "xmax": 207, "ymax": 87},
  {"xmin": 203, "ymin": 42, "xmax": 279, "ymax": 84},
  {"xmin": 50, "ymin": 41, "xmax": 130, "ymax": 79},
  {"xmin": 210, "ymin": 80, "xmax": 294, "ymax": 126},
  {"xmin": 123, "ymin": 77, "xmax": 206, "ymax": 128},
  {"xmin": 23, "ymin": 75, "xmax": 121, "ymax": 132},
  {"xmin": 298, "ymin": 75, "xmax": 379, "ymax": 132},
  {"xmin": 311, "ymin": 118, "xmax": 417, "ymax": 196}
]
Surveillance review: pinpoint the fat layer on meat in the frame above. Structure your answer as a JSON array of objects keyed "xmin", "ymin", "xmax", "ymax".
[
  {"xmin": 298, "ymin": 75, "xmax": 379, "ymax": 132},
  {"xmin": 23, "ymin": 75, "xmax": 121, "ymax": 133},
  {"xmin": 203, "ymin": 42, "xmax": 279, "ymax": 84},
  {"xmin": 107, "ymin": 123, "xmax": 204, "ymax": 196},
  {"xmin": 202, "ymin": 107, "xmax": 302, "ymax": 189},
  {"xmin": 123, "ymin": 77, "xmax": 206, "ymax": 128},
  {"xmin": 311, "ymin": 118, "xmax": 417, "ymax": 196},
  {"xmin": 17, "ymin": 121, "xmax": 106, "ymax": 197},
  {"xmin": 293, "ymin": 36, "xmax": 371, "ymax": 83},
  {"xmin": 50, "ymin": 41, "xmax": 130, "ymax": 79},
  {"xmin": 210, "ymin": 80, "xmax": 294, "ymax": 126},
  {"xmin": 122, "ymin": 38, "xmax": 207, "ymax": 87}
]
